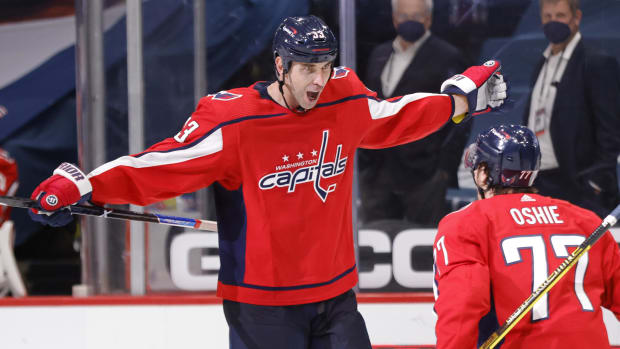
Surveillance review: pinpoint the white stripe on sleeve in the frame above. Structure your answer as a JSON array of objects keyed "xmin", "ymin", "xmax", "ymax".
[
  {"xmin": 88, "ymin": 128, "xmax": 223, "ymax": 177},
  {"xmin": 367, "ymin": 93, "xmax": 440, "ymax": 120}
]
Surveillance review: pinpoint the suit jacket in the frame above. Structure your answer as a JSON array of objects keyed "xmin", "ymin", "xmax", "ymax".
[
  {"xmin": 360, "ymin": 34, "xmax": 470, "ymax": 191},
  {"xmin": 522, "ymin": 39, "xmax": 620, "ymax": 211}
]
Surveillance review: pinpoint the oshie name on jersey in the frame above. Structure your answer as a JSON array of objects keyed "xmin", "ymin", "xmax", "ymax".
[{"xmin": 509, "ymin": 205, "xmax": 564, "ymax": 225}]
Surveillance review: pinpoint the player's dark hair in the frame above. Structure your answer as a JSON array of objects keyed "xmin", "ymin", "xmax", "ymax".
[{"xmin": 492, "ymin": 185, "xmax": 538, "ymax": 195}]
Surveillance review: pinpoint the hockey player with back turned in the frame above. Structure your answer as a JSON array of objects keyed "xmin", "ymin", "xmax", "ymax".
[
  {"xmin": 433, "ymin": 124, "xmax": 620, "ymax": 349},
  {"xmin": 29, "ymin": 15, "xmax": 507, "ymax": 348}
]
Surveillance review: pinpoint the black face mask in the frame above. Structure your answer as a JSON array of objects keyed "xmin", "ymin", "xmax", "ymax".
[
  {"xmin": 396, "ymin": 20, "xmax": 425, "ymax": 43},
  {"xmin": 543, "ymin": 21, "xmax": 571, "ymax": 44}
]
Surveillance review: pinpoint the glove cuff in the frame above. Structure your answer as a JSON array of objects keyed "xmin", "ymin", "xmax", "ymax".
[
  {"xmin": 440, "ymin": 75, "xmax": 476, "ymax": 95},
  {"xmin": 53, "ymin": 163, "xmax": 92, "ymax": 197}
]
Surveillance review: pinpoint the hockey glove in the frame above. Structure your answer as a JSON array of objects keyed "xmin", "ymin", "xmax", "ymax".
[
  {"xmin": 441, "ymin": 60, "xmax": 507, "ymax": 123},
  {"xmin": 29, "ymin": 163, "xmax": 92, "ymax": 227}
]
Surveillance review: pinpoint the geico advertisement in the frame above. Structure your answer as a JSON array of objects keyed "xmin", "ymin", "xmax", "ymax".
[{"xmin": 164, "ymin": 224, "xmax": 620, "ymax": 292}]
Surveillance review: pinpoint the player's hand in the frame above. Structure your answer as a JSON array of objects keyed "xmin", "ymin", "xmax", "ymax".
[
  {"xmin": 441, "ymin": 60, "xmax": 507, "ymax": 122},
  {"xmin": 28, "ymin": 163, "xmax": 92, "ymax": 227}
]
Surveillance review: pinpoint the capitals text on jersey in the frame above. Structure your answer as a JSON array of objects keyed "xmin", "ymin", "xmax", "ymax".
[{"xmin": 258, "ymin": 130, "xmax": 347, "ymax": 202}]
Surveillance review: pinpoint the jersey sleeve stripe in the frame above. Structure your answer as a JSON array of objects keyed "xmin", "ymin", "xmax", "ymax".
[
  {"xmin": 314, "ymin": 93, "xmax": 369, "ymax": 109},
  {"xmin": 132, "ymin": 112, "xmax": 288, "ymax": 157},
  {"xmin": 89, "ymin": 112, "xmax": 289, "ymax": 177},
  {"xmin": 7, "ymin": 182, "xmax": 18, "ymax": 196},
  {"xmin": 367, "ymin": 93, "xmax": 441, "ymax": 120},
  {"xmin": 88, "ymin": 128, "xmax": 223, "ymax": 177}
]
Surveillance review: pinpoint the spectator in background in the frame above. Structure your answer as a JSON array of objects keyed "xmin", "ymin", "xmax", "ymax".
[
  {"xmin": 359, "ymin": 0, "xmax": 471, "ymax": 226},
  {"xmin": 0, "ymin": 148, "xmax": 18, "ymax": 226},
  {"xmin": 523, "ymin": 0, "xmax": 620, "ymax": 218}
]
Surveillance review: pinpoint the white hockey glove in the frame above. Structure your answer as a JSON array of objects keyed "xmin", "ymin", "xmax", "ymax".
[{"xmin": 441, "ymin": 60, "xmax": 507, "ymax": 123}]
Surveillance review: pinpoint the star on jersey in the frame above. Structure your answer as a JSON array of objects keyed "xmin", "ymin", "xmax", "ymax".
[
  {"xmin": 259, "ymin": 130, "xmax": 348, "ymax": 202},
  {"xmin": 281, "ymin": 150, "xmax": 318, "ymax": 162}
]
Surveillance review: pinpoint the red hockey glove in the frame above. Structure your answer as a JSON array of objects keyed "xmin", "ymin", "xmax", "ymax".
[
  {"xmin": 441, "ymin": 60, "xmax": 507, "ymax": 122},
  {"xmin": 29, "ymin": 163, "xmax": 92, "ymax": 227},
  {"xmin": 0, "ymin": 149, "xmax": 19, "ymax": 225}
]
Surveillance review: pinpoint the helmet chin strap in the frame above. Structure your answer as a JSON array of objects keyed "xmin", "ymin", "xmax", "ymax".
[{"xmin": 278, "ymin": 75, "xmax": 307, "ymax": 114}]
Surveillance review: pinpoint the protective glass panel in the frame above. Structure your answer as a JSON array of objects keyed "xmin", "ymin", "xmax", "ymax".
[
  {"xmin": 354, "ymin": 0, "xmax": 620, "ymax": 292},
  {"xmin": 2, "ymin": 0, "xmax": 619, "ymax": 297}
]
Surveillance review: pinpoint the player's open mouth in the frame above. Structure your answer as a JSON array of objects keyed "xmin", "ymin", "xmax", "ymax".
[{"xmin": 307, "ymin": 91, "xmax": 319, "ymax": 102}]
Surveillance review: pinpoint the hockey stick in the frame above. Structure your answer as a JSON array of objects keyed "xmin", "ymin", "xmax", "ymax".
[
  {"xmin": 479, "ymin": 202, "xmax": 620, "ymax": 349},
  {"xmin": 0, "ymin": 196, "xmax": 217, "ymax": 232}
]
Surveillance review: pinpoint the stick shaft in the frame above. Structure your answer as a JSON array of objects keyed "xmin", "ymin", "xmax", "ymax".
[
  {"xmin": 0, "ymin": 196, "xmax": 217, "ymax": 232},
  {"xmin": 479, "ymin": 204, "xmax": 620, "ymax": 349}
]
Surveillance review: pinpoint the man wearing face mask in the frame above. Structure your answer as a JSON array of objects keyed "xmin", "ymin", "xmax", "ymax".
[
  {"xmin": 360, "ymin": 0, "xmax": 471, "ymax": 226},
  {"xmin": 522, "ymin": 0, "xmax": 620, "ymax": 218}
]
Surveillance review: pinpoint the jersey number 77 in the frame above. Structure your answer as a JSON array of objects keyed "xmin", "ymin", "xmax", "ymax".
[{"xmin": 501, "ymin": 234, "xmax": 593, "ymax": 321}]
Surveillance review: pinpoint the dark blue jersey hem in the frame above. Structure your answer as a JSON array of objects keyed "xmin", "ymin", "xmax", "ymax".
[{"xmin": 220, "ymin": 264, "xmax": 357, "ymax": 291}]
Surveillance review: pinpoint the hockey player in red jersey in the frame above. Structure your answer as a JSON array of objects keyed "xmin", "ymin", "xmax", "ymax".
[
  {"xmin": 0, "ymin": 149, "xmax": 18, "ymax": 227},
  {"xmin": 433, "ymin": 124, "xmax": 620, "ymax": 349},
  {"xmin": 30, "ymin": 15, "xmax": 506, "ymax": 348}
]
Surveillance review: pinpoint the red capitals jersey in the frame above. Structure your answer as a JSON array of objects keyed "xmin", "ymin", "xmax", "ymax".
[
  {"xmin": 88, "ymin": 66, "xmax": 456, "ymax": 305},
  {"xmin": 433, "ymin": 193, "xmax": 620, "ymax": 348},
  {"xmin": 0, "ymin": 149, "xmax": 18, "ymax": 225}
]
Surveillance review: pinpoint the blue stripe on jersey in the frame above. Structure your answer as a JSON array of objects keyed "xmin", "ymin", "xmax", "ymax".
[
  {"xmin": 133, "ymin": 112, "xmax": 287, "ymax": 158},
  {"xmin": 220, "ymin": 264, "xmax": 357, "ymax": 291},
  {"xmin": 367, "ymin": 95, "xmax": 403, "ymax": 103},
  {"xmin": 254, "ymin": 80, "xmax": 372, "ymax": 111},
  {"xmin": 213, "ymin": 182, "xmax": 248, "ymax": 286},
  {"xmin": 314, "ymin": 94, "xmax": 370, "ymax": 109}
]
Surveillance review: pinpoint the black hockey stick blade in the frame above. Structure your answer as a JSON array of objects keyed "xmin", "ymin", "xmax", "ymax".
[{"xmin": 0, "ymin": 196, "xmax": 217, "ymax": 232}]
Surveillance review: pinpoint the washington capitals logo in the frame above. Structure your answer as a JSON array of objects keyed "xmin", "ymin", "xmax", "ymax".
[
  {"xmin": 258, "ymin": 130, "xmax": 347, "ymax": 202},
  {"xmin": 332, "ymin": 66, "xmax": 349, "ymax": 79},
  {"xmin": 208, "ymin": 91, "xmax": 243, "ymax": 101}
]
